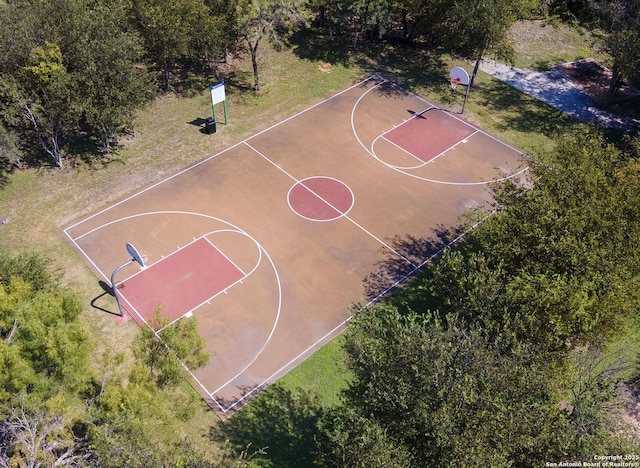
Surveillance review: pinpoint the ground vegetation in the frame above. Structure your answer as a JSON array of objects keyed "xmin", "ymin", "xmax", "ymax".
[{"xmin": 1, "ymin": 0, "xmax": 639, "ymax": 465}]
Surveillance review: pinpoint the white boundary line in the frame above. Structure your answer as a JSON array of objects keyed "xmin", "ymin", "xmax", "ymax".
[
  {"xmin": 65, "ymin": 210, "xmax": 283, "ymax": 414},
  {"xmin": 63, "ymin": 74, "xmax": 527, "ymax": 415},
  {"xmin": 209, "ymin": 228, "xmax": 283, "ymax": 412},
  {"xmin": 63, "ymin": 76, "xmax": 379, "ymax": 237},
  {"xmin": 214, "ymin": 77, "xmax": 530, "ymax": 411},
  {"xmin": 202, "ymin": 234, "xmax": 250, "ymax": 276},
  {"xmin": 245, "ymin": 211, "xmax": 495, "ymax": 410},
  {"xmin": 350, "ymin": 79, "xmax": 529, "ymax": 185},
  {"xmin": 376, "ymin": 128, "xmax": 480, "ymax": 169},
  {"xmin": 383, "ymin": 77, "xmax": 526, "ymax": 154},
  {"xmin": 244, "ymin": 141, "xmax": 417, "ymax": 268},
  {"xmin": 377, "ymin": 134, "xmax": 428, "ymax": 168},
  {"xmin": 286, "ymin": 176, "xmax": 355, "ymax": 222}
]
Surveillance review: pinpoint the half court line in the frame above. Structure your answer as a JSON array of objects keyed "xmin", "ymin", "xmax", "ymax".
[
  {"xmin": 62, "ymin": 76, "xmax": 381, "ymax": 238},
  {"xmin": 243, "ymin": 141, "xmax": 418, "ymax": 268}
]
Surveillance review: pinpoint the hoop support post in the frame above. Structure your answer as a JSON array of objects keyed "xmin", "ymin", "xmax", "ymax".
[{"xmin": 462, "ymin": 82, "xmax": 471, "ymax": 114}]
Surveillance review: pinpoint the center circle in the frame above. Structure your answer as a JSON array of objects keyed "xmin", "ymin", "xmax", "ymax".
[{"xmin": 287, "ymin": 176, "xmax": 354, "ymax": 222}]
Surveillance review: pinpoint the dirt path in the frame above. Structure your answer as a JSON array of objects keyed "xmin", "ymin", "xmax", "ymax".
[{"xmin": 479, "ymin": 58, "xmax": 639, "ymax": 131}]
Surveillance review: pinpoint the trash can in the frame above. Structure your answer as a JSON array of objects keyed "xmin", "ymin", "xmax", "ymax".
[{"xmin": 205, "ymin": 117, "xmax": 216, "ymax": 134}]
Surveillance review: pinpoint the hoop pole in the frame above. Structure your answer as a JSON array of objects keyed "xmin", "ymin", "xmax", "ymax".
[
  {"xmin": 461, "ymin": 83, "xmax": 471, "ymax": 114},
  {"xmin": 110, "ymin": 259, "xmax": 135, "ymax": 317}
]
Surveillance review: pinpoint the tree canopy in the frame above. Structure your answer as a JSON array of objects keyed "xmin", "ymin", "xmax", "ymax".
[
  {"xmin": 428, "ymin": 132, "xmax": 640, "ymax": 352},
  {"xmin": 1, "ymin": 1, "xmax": 639, "ymax": 464},
  {"xmin": 0, "ymin": 253, "xmax": 91, "ymax": 410},
  {"xmin": 323, "ymin": 131, "xmax": 640, "ymax": 465},
  {"xmin": 236, "ymin": 0, "xmax": 307, "ymax": 90},
  {"xmin": 6, "ymin": 0, "xmax": 638, "ymax": 170},
  {"xmin": 0, "ymin": 250, "xmax": 228, "ymax": 466}
]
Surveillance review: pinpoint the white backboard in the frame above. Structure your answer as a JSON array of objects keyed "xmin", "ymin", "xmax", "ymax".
[{"xmin": 449, "ymin": 67, "xmax": 470, "ymax": 85}]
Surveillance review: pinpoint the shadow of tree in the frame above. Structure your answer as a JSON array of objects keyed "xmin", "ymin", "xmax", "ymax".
[
  {"xmin": 472, "ymin": 79, "xmax": 583, "ymax": 138},
  {"xmin": 288, "ymin": 29, "xmax": 353, "ymax": 68},
  {"xmin": 368, "ymin": 78, "xmax": 413, "ymax": 99},
  {"xmin": 363, "ymin": 225, "xmax": 463, "ymax": 303},
  {"xmin": 289, "ymin": 27, "xmax": 595, "ymax": 142},
  {"xmin": 374, "ymin": 43, "xmax": 450, "ymax": 97},
  {"xmin": 68, "ymin": 131, "xmax": 123, "ymax": 168},
  {"xmin": 223, "ymin": 70, "xmax": 256, "ymax": 94},
  {"xmin": 0, "ymin": 162, "xmax": 9, "ymax": 189},
  {"xmin": 288, "ymin": 28, "xmax": 450, "ymax": 98},
  {"xmin": 211, "ymin": 384, "xmax": 323, "ymax": 468},
  {"xmin": 210, "ymin": 383, "xmax": 264, "ymax": 419}
]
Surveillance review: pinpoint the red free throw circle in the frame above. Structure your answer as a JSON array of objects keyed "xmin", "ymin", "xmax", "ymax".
[{"xmin": 287, "ymin": 176, "xmax": 354, "ymax": 222}]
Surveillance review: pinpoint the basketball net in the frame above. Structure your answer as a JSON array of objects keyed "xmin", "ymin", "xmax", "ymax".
[
  {"xmin": 450, "ymin": 77, "xmax": 461, "ymax": 90},
  {"xmin": 138, "ymin": 249, "xmax": 149, "ymax": 266}
]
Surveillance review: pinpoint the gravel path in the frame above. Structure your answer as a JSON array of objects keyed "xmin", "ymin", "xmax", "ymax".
[{"xmin": 478, "ymin": 58, "xmax": 638, "ymax": 132}]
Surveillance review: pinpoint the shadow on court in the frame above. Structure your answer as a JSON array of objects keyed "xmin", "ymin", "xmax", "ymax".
[
  {"xmin": 363, "ymin": 225, "xmax": 463, "ymax": 302},
  {"xmin": 407, "ymin": 109, "xmax": 427, "ymax": 118}
]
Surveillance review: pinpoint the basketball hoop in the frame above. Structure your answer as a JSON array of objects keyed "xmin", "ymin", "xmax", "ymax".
[
  {"xmin": 138, "ymin": 249, "xmax": 149, "ymax": 267},
  {"xmin": 449, "ymin": 66, "xmax": 472, "ymax": 114}
]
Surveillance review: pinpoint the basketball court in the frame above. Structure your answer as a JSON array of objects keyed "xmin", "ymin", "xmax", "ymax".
[{"xmin": 63, "ymin": 75, "xmax": 526, "ymax": 419}]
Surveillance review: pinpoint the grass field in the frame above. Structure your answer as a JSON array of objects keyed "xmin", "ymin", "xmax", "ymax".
[
  {"xmin": 1, "ymin": 19, "xmax": 628, "ymax": 458},
  {"xmin": 507, "ymin": 20, "xmax": 608, "ymax": 70}
]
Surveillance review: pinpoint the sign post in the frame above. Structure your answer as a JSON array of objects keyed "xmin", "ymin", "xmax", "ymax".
[
  {"xmin": 210, "ymin": 82, "xmax": 228, "ymax": 126},
  {"xmin": 449, "ymin": 67, "xmax": 471, "ymax": 114},
  {"xmin": 110, "ymin": 243, "xmax": 146, "ymax": 317}
]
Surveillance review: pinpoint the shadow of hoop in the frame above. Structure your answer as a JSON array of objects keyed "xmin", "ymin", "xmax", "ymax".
[{"xmin": 90, "ymin": 280, "xmax": 122, "ymax": 316}]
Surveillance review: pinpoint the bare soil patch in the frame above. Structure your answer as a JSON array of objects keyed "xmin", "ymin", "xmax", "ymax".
[
  {"xmin": 620, "ymin": 384, "xmax": 640, "ymax": 438},
  {"xmin": 556, "ymin": 58, "xmax": 640, "ymax": 109}
]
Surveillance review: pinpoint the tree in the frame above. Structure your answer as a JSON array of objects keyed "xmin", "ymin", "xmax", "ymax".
[
  {"xmin": 68, "ymin": 0, "xmax": 153, "ymax": 152},
  {"xmin": 0, "ymin": 254, "xmax": 91, "ymax": 409},
  {"xmin": 85, "ymin": 340, "xmax": 234, "ymax": 467},
  {"xmin": 307, "ymin": 0, "xmax": 330, "ymax": 27},
  {"xmin": 446, "ymin": 0, "xmax": 536, "ymax": 85},
  {"xmin": 330, "ymin": 304, "xmax": 629, "ymax": 466},
  {"xmin": 213, "ymin": 384, "xmax": 322, "ymax": 466},
  {"xmin": 16, "ymin": 41, "xmax": 76, "ymax": 168},
  {"xmin": 0, "ymin": 123, "xmax": 23, "ymax": 171},
  {"xmin": 236, "ymin": 0, "xmax": 307, "ymax": 90},
  {"xmin": 0, "ymin": 0, "xmax": 154, "ymax": 163},
  {"xmin": 0, "ymin": 405, "xmax": 86, "ymax": 467},
  {"xmin": 130, "ymin": 0, "xmax": 222, "ymax": 92},
  {"xmin": 331, "ymin": 0, "xmax": 393, "ymax": 50},
  {"xmin": 0, "ymin": 0, "xmax": 44, "ymax": 77},
  {"xmin": 86, "ymin": 362, "xmax": 199, "ymax": 467},
  {"xmin": 391, "ymin": 0, "xmax": 449, "ymax": 44},
  {"xmin": 591, "ymin": 0, "xmax": 640, "ymax": 98},
  {"xmin": 317, "ymin": 406, "xmax": 412, "ymax": 467},
  {"xmin": 419, "ymin": 131, "xmax": 640, "ymax": 353},
  {"xmin": 0, "ymin": 251, "xmax": 92, "ymax": 464},
  {"xmin": 134, "ymin": 312, "xmax": 209, "ymax": 388}
]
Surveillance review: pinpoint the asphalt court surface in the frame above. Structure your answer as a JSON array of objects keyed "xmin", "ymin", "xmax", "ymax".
[{"xmin": 64, "ymin": 75, "xmax": 526, "ymax": 418}]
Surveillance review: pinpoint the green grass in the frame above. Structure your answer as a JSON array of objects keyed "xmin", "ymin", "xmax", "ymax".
[
  {"xmin": 232, "ymin": 25, "xmax": 605, "ymax": 416},
  {"xmin": 277, "ymin": 335, "xmax": 351, "ymax": 408},
  {"xmin": 507, "ymin": 19, "xmax": 608, "ymax": 70},
  {"xmin": 0, "ymin": 21, "xmax": 618, "ymax": 456}
]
